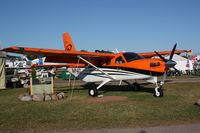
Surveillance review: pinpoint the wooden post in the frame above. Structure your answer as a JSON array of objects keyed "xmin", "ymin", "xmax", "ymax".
[
  {"xmin": 30, "ymin": 77, "xmax": 32, "ymax": 95},
  {"xmin": 69, "ymin": 73, "xmax": 71, "ymax": 89},
  {"xmin": 51, "ymin": 77, "xmax": 54, "ymax": 94}
]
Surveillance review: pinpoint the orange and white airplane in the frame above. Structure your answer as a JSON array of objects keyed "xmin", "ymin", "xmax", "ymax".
[{"xmin": 2, "ymin": 32, "xmax": 190, "ymax": 97}]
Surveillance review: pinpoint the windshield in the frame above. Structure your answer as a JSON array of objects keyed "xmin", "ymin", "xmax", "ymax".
[{"xmin": 123, "ymin": 52, "xmax": 144, "ymax": 62}]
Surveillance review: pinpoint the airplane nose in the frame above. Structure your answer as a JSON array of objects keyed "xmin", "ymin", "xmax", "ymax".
[{"xmin": 154, "ymin": 43, "xmax": 178, "ymax": 71}]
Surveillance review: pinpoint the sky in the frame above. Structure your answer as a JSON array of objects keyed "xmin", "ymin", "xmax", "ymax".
[{"xmin": 0, "ymin": 0, "xmax": 200, "ymax": 54}]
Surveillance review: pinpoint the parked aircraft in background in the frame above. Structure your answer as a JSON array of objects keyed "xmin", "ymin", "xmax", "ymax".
[{"xmin": 2, "ymin": 32, "xmax": 191, "ymax": 97}]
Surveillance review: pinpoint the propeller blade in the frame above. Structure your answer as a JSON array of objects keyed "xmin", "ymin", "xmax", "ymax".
[
  {"xmin": 154, "ymin": 51, "xmax": 167, "ymax": 62},
  {"xmin": 169, "ymin": 43, "xmax": 177, "ymax": 60}
]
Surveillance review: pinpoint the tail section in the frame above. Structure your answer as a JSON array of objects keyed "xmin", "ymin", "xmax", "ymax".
[{"xmin": 63, "ymin": 32, "xmax": 77, "ymax": 51}]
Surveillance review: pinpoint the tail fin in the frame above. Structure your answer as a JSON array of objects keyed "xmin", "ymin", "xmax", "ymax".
[{"xmin": 63, "ymin": 32, "xmax": 77, "ymax": 51}]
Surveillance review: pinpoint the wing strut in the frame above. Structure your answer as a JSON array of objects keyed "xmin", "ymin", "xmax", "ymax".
[{"xmin": 77, "ymin": 55, "xmax": 114, "ymax": 80}]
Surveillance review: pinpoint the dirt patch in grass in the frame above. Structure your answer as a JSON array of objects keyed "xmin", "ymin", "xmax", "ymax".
[{"xmin": 86, "ymin": 96, "xmax": 128, "ymax": 104}]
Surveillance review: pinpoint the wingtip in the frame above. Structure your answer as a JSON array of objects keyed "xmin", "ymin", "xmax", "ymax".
[{"xmin": 1, "ymin": 46, "xmax": 19, "ymax": 52}]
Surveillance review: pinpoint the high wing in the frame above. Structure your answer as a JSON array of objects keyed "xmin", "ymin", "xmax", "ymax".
[
  {"xmin": 139, "ymin": 49, "xmax": 191, "ymax": 58},
  {"xmin": 31, "ymin": 63, "xmax": 85, "ymax": 68},
  {"xmin": 2, "ymin": 46, "xmax": 115, "ymax": 64}
]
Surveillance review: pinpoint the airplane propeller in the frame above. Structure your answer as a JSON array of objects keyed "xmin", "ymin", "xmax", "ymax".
[
  {"xmin": 154, "ymin": 43, "xmax": 177, "ymax": 71},
  {"xmin": 154, "ymin": 43, "xmax": 178, "ymax": 86}
]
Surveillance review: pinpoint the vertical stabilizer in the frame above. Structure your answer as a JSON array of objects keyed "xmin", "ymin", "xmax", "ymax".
[{"xmin": 63, "ymin": 32, "xmax": 77, "ymax": 51}]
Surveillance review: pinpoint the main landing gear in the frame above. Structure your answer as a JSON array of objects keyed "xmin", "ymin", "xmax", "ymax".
[
  {"xmin": 88, "ymin": 87, "xmax": 98, "ymax": 97},
  {"xmin": 88, "ymin": 79, "xmax": 111, "ymax": 97}
]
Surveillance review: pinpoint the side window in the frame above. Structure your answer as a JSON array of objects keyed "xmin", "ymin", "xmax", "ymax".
[{"xmin": 115, "ymin": 56, "xmax": 125, "ymax": 64}]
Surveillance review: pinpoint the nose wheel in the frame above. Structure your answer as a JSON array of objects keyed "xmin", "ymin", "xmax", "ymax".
[{"xmin": 154, "ymin": 87, "xmax": 163, "ymax": 97}]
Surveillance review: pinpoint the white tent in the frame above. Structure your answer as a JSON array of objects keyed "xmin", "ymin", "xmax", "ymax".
[{"xmin": 165, "ymin": 54, "xmax": 193, "ymax": 73}]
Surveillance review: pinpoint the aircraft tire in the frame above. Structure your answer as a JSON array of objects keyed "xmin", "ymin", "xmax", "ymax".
[
  {"xmin": 88, "ymin": 88, "xmax": 98, "ymax": 97},
  {"xmin": 154, "ymin": 88, "xmax": 163, "ymax": 97}
]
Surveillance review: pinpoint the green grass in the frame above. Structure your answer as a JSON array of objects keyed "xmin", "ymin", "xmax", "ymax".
[{"xmin": 0, "ymin": 81, "xmax": 200, "ymax": 131}]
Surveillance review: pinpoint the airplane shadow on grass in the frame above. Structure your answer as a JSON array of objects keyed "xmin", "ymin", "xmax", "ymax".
[
  {"xmin": 82, "ymin": 83, "xmax": 156, "ymax": 96},
  {"xmin": 99, "ymin": 85, "xmax": 155, "ymax": 95},
  {"xmin": 56, "ymin": 84, "xmax": 155, "ymax": 95},
  {"xmin": 56, "ymin": 80, "xmax": 171, "ymax": 96}
]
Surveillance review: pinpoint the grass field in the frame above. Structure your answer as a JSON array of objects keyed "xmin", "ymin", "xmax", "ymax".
[{"xmin": 0, "ymin": 79, "xmax": 200, "ymax": 131}]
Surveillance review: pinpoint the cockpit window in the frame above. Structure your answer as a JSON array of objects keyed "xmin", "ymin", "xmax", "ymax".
[
  {"xmin": 115, "ymin": 56, "xmax": 125, "ymax": 64},
  {"xmin": 123, "ymin": 52, "xmax": 144, "ymax": 62}
]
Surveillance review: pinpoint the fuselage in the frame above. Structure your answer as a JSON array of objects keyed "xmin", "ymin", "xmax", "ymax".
[
  {"xmin": 66, "ymin": 52, "xmax": 166, "ymax": 83},
  {"xmin": 67, "ymin": 52, "xmax": 166, "ymax": 76}
]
